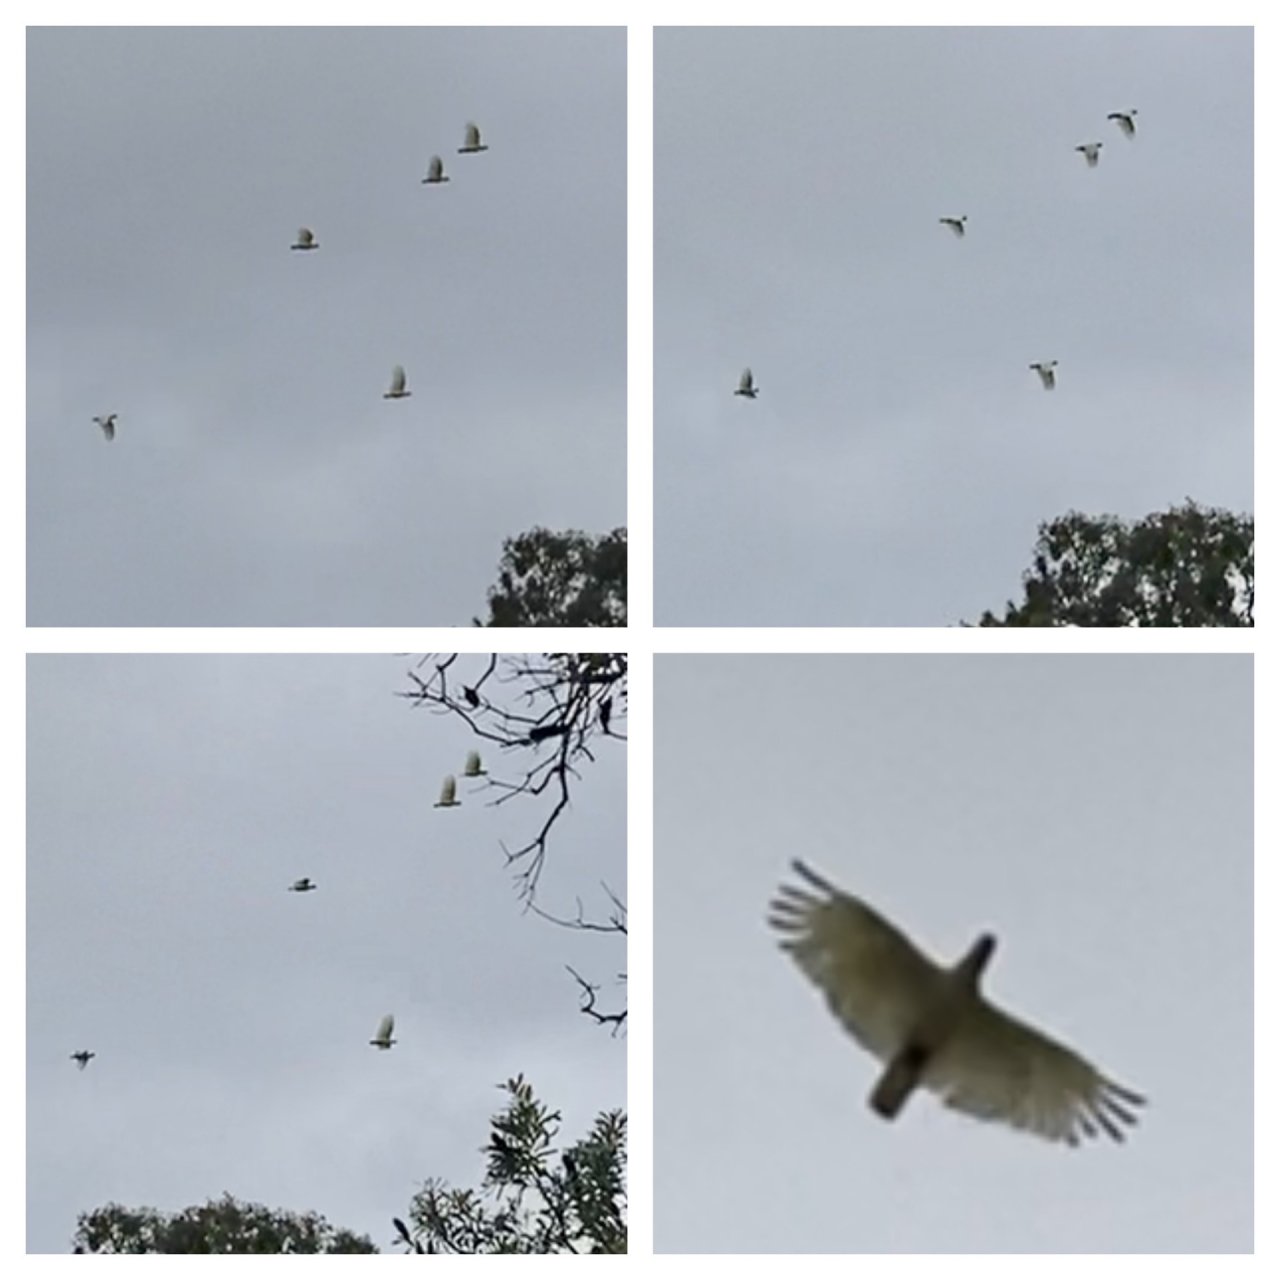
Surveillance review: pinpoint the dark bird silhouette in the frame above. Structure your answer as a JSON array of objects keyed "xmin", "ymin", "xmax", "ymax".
[
  {"xmin": 288, "ymin": 877, "xmax": 316, "ymax": 892},
  {"xmin": 463, "ymin": 685, "xmax": 481, "ymax": 709},
  {"xmin": 527, "ymin": 724, "xmax": 569, "ymax": 744},
  {"xmin": 599, "ymin": 697, "xmax": 613, "ymax": 733},
  {"xmin": 71, "ymin": 1050, "xmax": 96, "ymax": 1070}
]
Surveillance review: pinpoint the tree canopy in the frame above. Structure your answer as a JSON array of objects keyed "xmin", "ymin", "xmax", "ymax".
[
  {"xmin": 972, "ymin": 501, "xmax": 1253, "ymax": 627},
  {"xmin": 478, "ymin": 526, "xmax": 626, "ymax": 627}
]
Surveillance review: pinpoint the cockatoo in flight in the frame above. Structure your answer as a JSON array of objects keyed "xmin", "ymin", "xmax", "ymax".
[
  {"xmin": 768, "ymin": 860, "xmax": 1144, "ymax": 1146},
  {"xmin": 370, "ymin": 1014, "xmax": 396, "ymax": 1050}
]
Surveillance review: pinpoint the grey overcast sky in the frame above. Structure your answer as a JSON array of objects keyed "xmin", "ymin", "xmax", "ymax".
[
  {"xmin": 654, "ymin": 27, "xmax": 1253, "ymax": 625},
  {"xmin": 27, "ymin": 655, "xmax": 625, "ymax": 1253},
  {"xmin": 27, "ymin": 27, "xmax": 625, "ymax": 626},
  {"xmin": 655, "ymin": 654, "xmax": 1252, "ymax": 1252}
]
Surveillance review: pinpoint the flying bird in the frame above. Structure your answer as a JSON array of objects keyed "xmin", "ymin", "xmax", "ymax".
[
  {"xmin": 1107, "ymin": 109, "xmax": 1138, "ymax": 137},
  {"xmin": 458, "ymin": 122, "xmax": 489, "ymax": 153},
  {"xmin": 463, "ymin": 750, "xmax": 487, "ymax": 778},
  {"xmin": 734, "ymin": 368, "xmax": 758, "ymax": 399},
  {"xmin": 768, "ymin": 860, "xmax": 1144, "ymax": 1146},
  {"xmin": 383, "ymin": 365, "xmax": 411, "ymax": 399},
  {"xmin": 70, "ymin": 1050, "xmax": 96, "ymax": 1070},
  {"xmin": 1029, "ymin": 360, "xmax": 1059, "ymax": 391},
  {"xmin": 290, "ymin": 227, "xmax": 318, "ymax": 250},
  {"xmin": 422, "ymin": 155, "xmax": 450, "ymax": 184},
  {"xmin": 92, "ymin": 414, "xmax": 117, "ymax": 442},
  {"xmin": 370, "ymin": 1014, "xmax": 396, "ymax": 1050},
  {"xmin": 288, "ymin": 877, "xmax": 316, "ymax": 892},
  {"xmin": 434, "ymin": 774, "xmax": 461, "ymax": 807},
  {"xmin": 1075, "ymin": 141, "xmax": 1104, "ymax": 168},
  {"xmin": 939, "ymin": 215, "xmax": 967, "ymax": 238}
]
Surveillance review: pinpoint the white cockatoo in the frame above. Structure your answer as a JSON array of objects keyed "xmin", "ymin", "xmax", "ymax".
[
  {"xmin": 383, "ymin": 365, "xmax": 411, "ymax": 399},
  {"xmin": 370, "ymin": 1014, "xmax": 396, "ymax": 1050},
  {"xmin": 92, "ymin": 414, "xmax": 117, "ymax": 441},
  {"xmin": 463, "ymin": 750, "xmax": 486, "ymax": 778},
  {"xmin": 768, "ymin": 860, "xmax": 1144, "ymax": 1146},
  {"xmin": 458, "ymin": 122, "xmax": 489, "ymax": 153},
  {"xmin": 939, "ymin": 215, "xmax": 967, "ymax": 238},
  {"xmin": 1029, "ymin": 360, "xmax": 1058, "ymax": 390},
  {"xmin": 288, "ymin": 877, "xmax": 316, "ymax": 892},
  {"xmin": 1107, "ymin": 109, "xmax": 1138, "ymax": 138},
  {"xmin": 290, "ymin": 227, "xmax": 318, "ymax": 250},
  {"xmin": 734, "ymin": 368, "xmax": 758, "ymax": 399},
  {"xmin": 70, "ymin": 1050, "xmax": 96, "ymax": 1070},
  {"xmin": 422, "ymin": 155, "xmax": 450, "ymax": 184},
  {"xmin": 434, "ymin": 775, "xmax": 460, "ymax": 807},
  {"xmin": 1075, "ymin": 141, "xmax": 1103, "ymax": 168}
]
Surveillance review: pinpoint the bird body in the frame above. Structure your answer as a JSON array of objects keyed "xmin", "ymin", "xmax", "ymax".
[
  {"xmin": 1075, "ymin": 141, "xmax": 1103, "ymax": 167},
  {"xmin": 370, "ymin": 1014, "xmax": 396, "ymax": 1049},
  {"xmin": 1030, "ymin": 360, "xmax": 1058, "ymax": 390},
  {"xmin": 768, "ymin": 860, "xmax": 1144, "ymax": 1145},
  {"xmin": 1107, "ymin": 109, "xmax": 1138, "ymax": 137},
  {"xmin": 383, "ymin": 365, "xmax": 411, "ymax": 399},
  {"xmin": 288, "ymin": 877, "xmax": 316, "ymax": 892},
  {"xmin": 600, "ymin": 695, "xmax": 613, "ymax": 733},
  {"xmin": 92, "ymin": 414, "xmax": 117, "ymax": 441},
  {"xmin": 458, "ymin": 122, "xmax": 489, "ymax": 153},
  {"xmin": 71, "ymin": 1050, "xmax": 96, "ymax": 1070},
  {"xmin": 734, "ymin": 368, "xmax": 758, "ymax": 398},
  {"xmin": 422, "ymin": 155, "xmax": 450, "ymax": 184},
  {"xmin": 462, "ymin": 686, "xmax": 481, "ymax": 709},
  {"xmin": 434, "ymin": 774, "xmax": 460, "ymax": 807},
  {"xmin": 290, "ymin": 227, "xmax": 318, "ymax": 250},
  {"xmin": 939, "ymin": 215, "xmax": 967, "ymax": 238},
  {"xmin": 463, "ymin": 750, "xmax": 486, "ymax": 778}
]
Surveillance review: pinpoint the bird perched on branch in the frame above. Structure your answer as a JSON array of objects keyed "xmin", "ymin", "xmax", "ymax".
[{"xmin": 767, "ymin": 860, "xmax": 1144, "ymax": 1145}]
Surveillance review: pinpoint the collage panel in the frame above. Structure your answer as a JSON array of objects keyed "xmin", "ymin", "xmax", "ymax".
[
  {"xmin": 26, "ymin": 27, "xmax": 626, "ymax": 627},
  {"xmin": 26, "ymin": 653, "xmax": 626, "ymax": 1253},
  {"xmin": 655, "ymin": 653, "xmax": 1252, "ymax": 1251},
  {"xmin": 655, "ymin": 26, "xmax": 1252, "ymax": 626}
]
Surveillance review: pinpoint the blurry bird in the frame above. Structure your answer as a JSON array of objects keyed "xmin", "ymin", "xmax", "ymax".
[
  {"xmin": 1107, "ymin": 109, "xmax": 1138, "ymax": 137},
  {"xmin": 370, "ymin": 1014, "xmax": 396, "ymax": 1050},
  {"xmin": 599, "ymin": 696, "xmax": 613, "ymax": 733},
  {"xmin": 70, "ymin": 1050, "xmax": 96, "ymax": 1070},
  {"xmin": 768, "ymin": 860, "xmax": 1145, "ymax": 1146},
  {"xmin": 527, "ymin": 724, "xmax": 569, "ymax": 744},
  {"xmin": 92, "ymin": 414, "xmax": 117, "ymax": 442},
  {"xmin": 288, "ymin": 877, "xmax": 316, "ymax": 892},
  {"xmin": 458, "ymin": 122, "xmax": 489, "ymax": 153},
  {"xmin": 290, "ymin": 227, "xmax": 318, "ymax": 250},
  {"xmin": 734, "ymin": 368, "xmax": 758, "ymax": 399},
  {"xmin": 422, "ymin": 155, "xmax": 450, "ymax": 184},
  {"xmin": 383, "ymin": 365, "xmax": 412, "ymax": 399},
  {"xmin": 462, "ymin": 685, "xmax": 481, "ymax": 709},
  {"xmin": 1075, "ymin": 141, "xmax": 1103, "ymax": 168},
  {"xmin": 939, "ymin": 215, "xmax": 967, "ymax": 238},
  {"xmin": 463, "ymin": 750, "xmax": 486, "ymax": 778},
  {"xmin": 1029, "ymin": 360, "xmax": 1059, "ymax": 390},
  {"xmin": 434, "ymin": 774, "xmax": 461, "ymax": 807}
]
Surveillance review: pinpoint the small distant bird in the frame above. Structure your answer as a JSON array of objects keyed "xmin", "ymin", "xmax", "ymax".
[
  {"xmin": 734, "ymin": 368, "xmax": 758, "ymax": 399},
  {"xmin": 288, "ymin": 877, "xmax": 316, "ymax": 893},
  {"xmin": 462, "ymin": 685, "xmax": 481, "ymax": 709},
  {"xmin": 463, "ymin": 750, "xmax": 487, "ymax": 778},
  {"xmin": 1029, "ymin": 360, "xmax": 1059, "ymax": 391},
  {"xmin": 290, "ymin": 227, "xmax": 318, "ymax": 251},
  {"xmin": 370, "ymin": 1014, "xmax": 396, "ymax": 1050},
  {"xmin": 71, "ymin": 1050, "xmax": 96, "ymax": 1070},
  {"xmin": 1075, "ymin": 141, "xmax": 1103, "ymax": 168},
  {"xmin": 599, "ymin": 696, "xmax": 613, "ymax": 733},
  {"xmin": 383, "ymin": 365, "xmax": 411, "ymax": 399},
  {"xmin": 422, "ymin": 155, "xmax": 450, "ymax": 184},
  {"xmin": 768, "ymin": 860, "xmax": 1145, "ymax": 1145},
  {"xmin": 92, "ymin": 414, "xmax": 117, "ymax": 442},
  {"xmin": 1107, "ymin": 109, "xmax": 1138, "ymax": 138},
  {"xmin": 527, "ymin": 724, "xmax": 569, "ymax": 744},
  {"xmin": 434, "ymin": 775, "xmax": 461, "ymax": 807},
  {"xmin": 939, "ymin": 215, "xmax": 967, "ymax": 238},
  {"xmin": 458, "ymin": 122, "xmax": 489, "ymax": 154}
]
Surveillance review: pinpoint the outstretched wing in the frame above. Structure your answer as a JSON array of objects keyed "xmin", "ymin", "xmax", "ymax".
[
  {"xmin": 922, "ymin": 996, "xmax": 1144, "ymax": 1145},
  {"xmin": 768, "ymin": 860, "xmax": 944, "ymax": 1062},
  {"xmin": 374, "ymin": 1014, "xmax": 395, "ymax": 1042}
]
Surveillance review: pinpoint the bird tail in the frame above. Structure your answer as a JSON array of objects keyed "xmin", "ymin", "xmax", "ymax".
[{"xmin": 869, "ymin": 1044, "xmax": 930, "ymax": 1119}]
